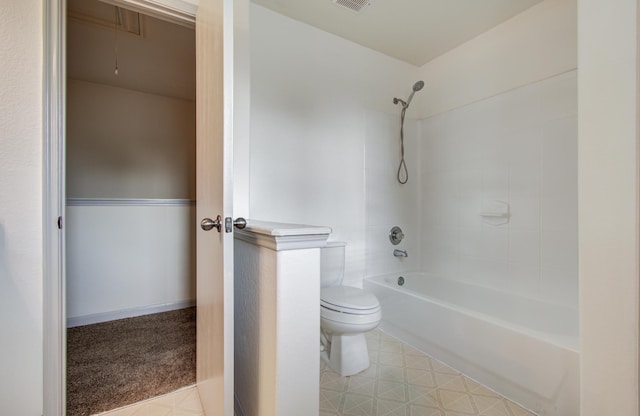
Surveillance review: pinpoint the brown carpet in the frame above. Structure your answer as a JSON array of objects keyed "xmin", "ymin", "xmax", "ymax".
[{"xmin": 66, "ymin": 307, "xmax": 196, "ymax": 416}]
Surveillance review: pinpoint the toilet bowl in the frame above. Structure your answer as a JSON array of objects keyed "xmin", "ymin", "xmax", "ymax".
[{"xmin": 320, "ymin": 243, "xmax": 382, "ymax": 376}]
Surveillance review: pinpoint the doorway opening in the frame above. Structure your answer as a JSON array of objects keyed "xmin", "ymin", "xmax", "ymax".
[{"xmin": 65, "ymin": 1, "xmax": 196, "ymax": 413}]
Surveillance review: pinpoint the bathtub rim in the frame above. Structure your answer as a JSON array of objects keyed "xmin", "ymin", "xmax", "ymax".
[{"xmin": 365, "ymin": 271, "xmax": 580, "ymax": 352}]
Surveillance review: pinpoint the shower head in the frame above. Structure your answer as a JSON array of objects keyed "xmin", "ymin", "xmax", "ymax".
[
  {"xmin": 394, "ymin": 80, "xmax": 424, "ymax": 109},
  {"xmin": 405, "ymin": 80, "xmax": 424, "ymax": 107}
]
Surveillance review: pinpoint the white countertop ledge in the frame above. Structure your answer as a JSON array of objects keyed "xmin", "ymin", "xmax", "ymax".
[
  {"xmin": 242, "ymin": 220, "xmax": 332, "ymax": 237},
  {"xmin": 235, "ymin": 219, "xmax": 332, "ymax": 251}
]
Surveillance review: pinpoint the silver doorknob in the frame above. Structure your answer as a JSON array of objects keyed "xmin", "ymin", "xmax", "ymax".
[
  {"xmin": 201, "ymin": 216, "xmax": 222, "ymax": 232},
  {"xmin": 233, "ymin": 217, "xmax": 247, "ymax": 229}
]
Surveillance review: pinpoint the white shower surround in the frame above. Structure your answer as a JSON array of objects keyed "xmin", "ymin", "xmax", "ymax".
[
  {"xmin": 365, "ymin": 71, "xmax": 579, "ymax": 414},
  {"xmin": 365, "ymin": 272, "xmax": 579, "ymax": 415},
  {"xmin": 367, "ymin": 71, "xmax": 577, "ymax": 309}
]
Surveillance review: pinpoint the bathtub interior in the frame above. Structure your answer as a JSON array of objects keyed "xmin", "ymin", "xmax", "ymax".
[{"xmin": 364, "ymin": 272, "xmax": 580, "ymax": 415}]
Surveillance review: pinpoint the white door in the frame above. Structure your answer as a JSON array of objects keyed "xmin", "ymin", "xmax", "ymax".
[{"xmin": 195, "ymin": 0, "xmax": 234, "ymax": 415}]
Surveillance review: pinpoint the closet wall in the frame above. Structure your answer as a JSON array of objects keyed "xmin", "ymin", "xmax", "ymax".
[{"xmin": 66, "ymin": 1, "xmax": 195, "ymax": 325}]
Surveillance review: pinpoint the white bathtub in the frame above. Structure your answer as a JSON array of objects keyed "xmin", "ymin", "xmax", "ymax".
[{"xmin": 364, "ymin": 272, "xmax": 579, "ymax": 416}]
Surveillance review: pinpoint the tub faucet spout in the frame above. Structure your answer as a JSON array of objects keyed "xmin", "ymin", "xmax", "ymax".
[{"xmin": 393, "ymin": 249, "xmax": 408, "ymax": 258}]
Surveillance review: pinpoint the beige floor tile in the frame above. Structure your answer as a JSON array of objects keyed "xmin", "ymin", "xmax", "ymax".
[
  {"xmin": 347, "ymin": 376, "xmax": 377, "ymax": 396},
  {"xmin": 353, "ymin": 362, "xmax": 378, "ymax": 379},
  {"xmin": 409, "ymin": 404, "xmax": 444, "ymax": 416},
  {"xmin": 378, "ymin": 364, "xmax": 407, "ymax": 383},
  {"xmin": 378, "ymin": 352, "xmax": 405, "ymax": 367},
  {"xmin": 377, "ymin": 380, "xmax": 408, "ymax": 402},
  {"xmin": 405, "ymin": 355, "xmax": 432, "ymax": 370},
  {"xmin": 94, "ymin": 387, "xmax": 203, "ymax": 416},
  {"xmin": 407, "ymin": 386, "xmax": 440, "ymax": 408},
  {"xmin": 471, "ymin": 395, "xmax": 504, "ymax": 414},
  {"xmin": 376, "ymin": 398, "xmax": 408, "ymax": 416},
  {"xmin": 322, "ymin": 370, "xmax": 350, "ymax": 391},
  {"xmin": 320, "ymin": 329, "xmax": 536, "ymax": 416},
  {"xmin": 402, "ymin": 345, "xmax": 427, "ymax": 357},
  {"xmin": 98, "ymin": 406, "xmax": 142, "ymax": 416},
  {"xmin": 174, "ymin": 388, "xmax": 203, "ymax": 413},
  {"xmin": 342, "ymin": 393, "xmax": 374, "ymax": 416},
  {"xmin": 320, "ymin": 389, "xmax": 344, "ymax": 412},
  {"xmin": 434, "ymin": 374, "xmax": 467, "ymax": 392},
  {"xmin": 406, "ymin": 368, "xmax": 437, "ymax": 388},
  {"xmin": 147, "ymin": 403, "xmax": 173, "ymax": 416},
  {"xmin": 129, "ymin": 406, "xmax": 148, "ymax": 416},
  {"xmin": 443, "ymin": 411, "xmax": 477, "ymax": 416},
  {"xmin": 478, "ymin": 400, "xmax": 511, "ymax": 416},
  {"xmin": 430, "ymin": 360, "xmax": 459, "ymax": 375},
  {"xmin": 505, "ymin": 400, "xmax": 536, "ymax": 416},
  {"xmin": 174, "ymin": 410, "xmax": 204, "ymax": 416},
  {"xmin": 439, "ymin": 390, "xmax": 475, "ymax": 414},
  {"xmin": 379, "ymin": 339, "xmax": 405, "ymax": 354},
  {"xmin": 465, "ymin": 379, "xmax": 499, "ymax": 398}
]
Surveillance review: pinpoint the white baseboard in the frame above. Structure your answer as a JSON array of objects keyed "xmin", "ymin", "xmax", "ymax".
[{"xmin": 66, "ymin": 300, "xmax": 196, "ymax": 328}]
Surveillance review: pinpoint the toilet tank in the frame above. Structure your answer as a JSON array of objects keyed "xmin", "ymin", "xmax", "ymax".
[{"xmin": 320, "ymin": 241, "xmax": 346, "ymax": 288}]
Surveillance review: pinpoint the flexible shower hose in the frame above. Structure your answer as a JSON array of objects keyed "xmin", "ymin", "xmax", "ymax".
[{"xmin": 397, "ymin": 106, "xmax": 409, "ymax": 184}]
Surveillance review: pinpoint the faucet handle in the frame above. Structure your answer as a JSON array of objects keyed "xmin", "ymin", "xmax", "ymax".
[{"xmin": 389, "ymin": 226, "xmax": 404, "ymax": 245}]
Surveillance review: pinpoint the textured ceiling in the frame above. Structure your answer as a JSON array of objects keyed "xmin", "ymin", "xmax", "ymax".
[{"xmin": 251, "ymin": 0, "xmax": 542, "ymax": 66}]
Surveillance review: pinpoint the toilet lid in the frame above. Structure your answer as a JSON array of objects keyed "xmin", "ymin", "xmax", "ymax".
[{"xmin": 321, "ymin": 286, "xmax": 380, "ymax": 312}]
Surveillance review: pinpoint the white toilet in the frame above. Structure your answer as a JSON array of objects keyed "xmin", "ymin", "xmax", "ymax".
[{"xmin": 320, "ymin": 242, "xmax": 382, "ymax": 376}]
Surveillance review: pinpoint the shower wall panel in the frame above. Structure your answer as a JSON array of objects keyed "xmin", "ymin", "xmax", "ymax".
[{"xmin": 419, "ymin": 71, "xmax": 578, "ymax": 309}]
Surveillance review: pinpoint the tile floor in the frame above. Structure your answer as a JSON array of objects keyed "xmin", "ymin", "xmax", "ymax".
[
  {"xmin": 95, "ymin": 329, "xmax": 535, "ymax": 416},
  {"xmin": 94, "ymin": 386, "xmax": 203, "ymax": 416},
  {"xmin": 320, "ymin": 329, "xmax": 536, "ymax": 416}
]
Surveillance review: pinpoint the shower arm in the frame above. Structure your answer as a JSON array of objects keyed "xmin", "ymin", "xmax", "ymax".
[{"xmin": 393, "ymin": 97, "xmax": 407, "ymax": 108}]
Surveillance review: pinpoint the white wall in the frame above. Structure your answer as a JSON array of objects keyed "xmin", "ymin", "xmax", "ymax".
[
  {"xmin": 67, "ymin": 80, "xmax": 195, "ymax": 199},
  {"xmin": 417, "ymin": 0, "xmax": 577, "ymax": 119},
  {"xmin": 578, "ymin": 0, "xmax": 639, "ymax": 413},
  {"xmin": 66, "ymin": 204, "xmax": 195, "ymax": 322},
  {"xmin": 249, "ymin": 4, "xmax": 419, "ymax": 287},
  {"xmin": 0, "ymin": 0, "xmax": 43, "ymax": 414},
  {"xmin": 420, "ymin": 71, "xmax": 578, "ymax": 309}
]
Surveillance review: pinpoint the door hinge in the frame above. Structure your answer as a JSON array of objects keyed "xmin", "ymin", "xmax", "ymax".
[{"xmin": 57, "ymin": 216, "xmax": 63, "ymax": 230}]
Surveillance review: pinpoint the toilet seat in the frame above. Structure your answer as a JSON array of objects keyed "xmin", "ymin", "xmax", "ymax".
[{"xmin": 321, "ymin": 286, "xmax": 381, "ymax": 315}]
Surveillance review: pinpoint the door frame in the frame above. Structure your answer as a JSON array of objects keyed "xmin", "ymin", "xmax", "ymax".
[
  {"xmin": 43, "ymin": 1, "xmax": 66, "ymax": 413},
  {"xmin": 42, "ymin": 1, "xmax": 247, "ymax": 414}
]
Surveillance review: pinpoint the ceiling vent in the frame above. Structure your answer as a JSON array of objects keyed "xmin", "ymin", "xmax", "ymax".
[
  {"xmin": 68, "ymin": 3, "xmax": 144, "ymax": 38},
  {"xmin": 115, "ymin": 7, "xmax": 143, "ymax": 36},
  {"xmin": 333, "ymin": 0, "xmax": 374, "ymax": 13}
]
